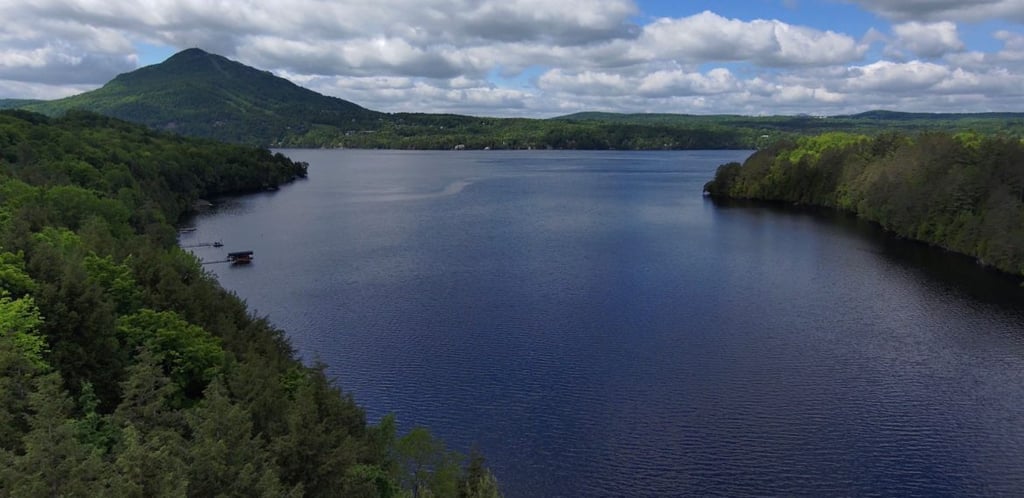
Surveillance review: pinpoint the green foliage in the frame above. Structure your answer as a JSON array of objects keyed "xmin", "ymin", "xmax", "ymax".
[
  {"xmin": 75, "ymin": 382, "xmax": 117, "ymax": 451},
  {"xmin": 117, "ymin": 309, "xmax": 225, "ymax": 402},
  {"xmin": 705, "ymin": 131, "xmax": 1024, "ymax": 277},
  {"xmin": 2, "ymin": 373, "xmax": 106, "ymax": 496},
  {"xmin": 83, "ymin": 253, "xmax": 141, "ymax": 314},
  {"xmin": 185, "ymin": 379, "xmax": 293, "ymax": 497},
  {"xmin": 0, "ymin": 250, "xmax": 46, "ymax": 371},
  {"xmin": 0, "ymin": 109, "xmax": 500, "ymax": 497},
  {"xmin": 105, "ymin": 424, "xmax": 189, "ymax": 497},
  {"xmin": 0, "ymin": 291, "xmax": 46, "ymax": 370},
  {"xmin": 395, "ymin": 427, "xmax": 464, "ymax": 497},
  {"xmin": 0, "ymin": 251, "xmax": 36, "ymax": 296},
  {"xmin": 786, "ymin": 132, "xmax": 868, "ymax": 165},
  {"xmin": 0, "ymin": 286, "xmax": 48, "ymax": 452},
  {"xmin": 0, "ymin": 99, "xmax": 44, "ymax": 110}
]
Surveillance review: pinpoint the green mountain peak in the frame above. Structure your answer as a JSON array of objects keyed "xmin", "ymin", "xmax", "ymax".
[{"xmin": 23, "ymin": 48, "xmax": 381, "ymax": 145}]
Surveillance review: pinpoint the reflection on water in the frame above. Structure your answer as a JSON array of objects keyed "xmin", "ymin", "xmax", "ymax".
[
  {"xmin": 352, "ymin": 178, "xmax": 478, "ymax": 202},
  {"xmin": 709, "ymin": 198, "xmax": 1024, "ymax": 308}
]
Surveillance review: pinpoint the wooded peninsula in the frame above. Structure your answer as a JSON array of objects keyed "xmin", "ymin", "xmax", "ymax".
[
  {"xmin": 0, "ymin": 109, "xmax": 500, "ymax": 497},
  {"xmin": 704, "ymin": 132, "xmax": 1024, "ymax": 278}
]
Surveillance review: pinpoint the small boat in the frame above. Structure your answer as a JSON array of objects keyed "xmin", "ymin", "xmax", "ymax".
[
  {"xmin": 178, "ymin": 227, "xmax": 197, "ymax": 233},
  {"xmin": 213, "ymin": 241, "xmax": 224, "ymax": 247}
]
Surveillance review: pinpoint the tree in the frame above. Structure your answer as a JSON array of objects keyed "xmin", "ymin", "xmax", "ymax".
[
  {"xmin": 3, "ymin": 373, "xmax": 105, "ymax": 496},
  {"xmin": 0, "ymin": 291, "xmax": 46, "ymax": 370},
  {"xmin": 460, "ymin": 448, "xmax": 501, "ymax": 498},
  {"xmin": 117, "ymin": 309, "xmax": 225, "ymax": 403},
  {"xmin": 0, "ymin": 290, "xmax": 46, "ymax": 451},
  {"xmin": 185, "ymin": 378, "xmax": 295, "ymax": 497},
  {"xmin": 105, "ymin": 424, "xmax": 189, "ymax": 498},
  {"xmin": 113, "ymin": 347, "xmax": 180, "ymax": 433},
  {"xmin": 395, "ymin": 427, "xmax": 463, "ymax": 498}
]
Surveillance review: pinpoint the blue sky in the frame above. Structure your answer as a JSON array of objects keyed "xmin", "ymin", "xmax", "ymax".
[{"xmin": 2, "ymin": 0, "xmax": 1023, "ymax": 116}]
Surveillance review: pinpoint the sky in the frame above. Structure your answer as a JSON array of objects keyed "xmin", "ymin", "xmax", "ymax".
[{"xmin": 1, "ymin": 0, "xmax": 1023, "ymax": 117}]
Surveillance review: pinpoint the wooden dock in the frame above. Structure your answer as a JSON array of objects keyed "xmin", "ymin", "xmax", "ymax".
[
  {"xmin": 201, "ymin": 250, "xmax": 253, "ymax": 266},
  {"xmin": 182, "ymin": 241, "xmax": 224, "ymax": 248}
]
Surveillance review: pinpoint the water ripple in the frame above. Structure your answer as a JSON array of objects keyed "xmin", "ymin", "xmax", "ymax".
[{"xmin": 195, "ymin": 150, "xmax": 1024, "ymax": 497}]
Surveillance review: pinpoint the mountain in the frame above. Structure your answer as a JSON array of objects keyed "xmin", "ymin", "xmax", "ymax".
[{"xmin": 23, "ymin": 48, "xmax": 383, "ymax": 144}]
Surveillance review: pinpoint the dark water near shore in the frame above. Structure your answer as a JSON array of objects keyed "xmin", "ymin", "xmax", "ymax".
[{"xmin": 184, "ymin": 150, "xmax": 1024, "ymax": 497}]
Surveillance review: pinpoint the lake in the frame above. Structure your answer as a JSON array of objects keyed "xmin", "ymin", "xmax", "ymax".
[{"xmin": 182, "ymin": 150, "xmax": 1024, "ymax": 497}]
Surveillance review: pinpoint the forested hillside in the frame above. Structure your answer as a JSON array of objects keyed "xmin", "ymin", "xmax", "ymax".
[
  {"xmin": 0, "ymin": 109, "xmax": 499, "ymax": 497},
  {"xmin": 704, "ymin": 132, "xmax": 1024, "ymax": 277},
  {"xmin": 0, "ymin": 100, "xmax": 42, "ymax": 110},
  {"xmin": 24, "ymin": 48, "xmax": 383, "ymax": 145}
]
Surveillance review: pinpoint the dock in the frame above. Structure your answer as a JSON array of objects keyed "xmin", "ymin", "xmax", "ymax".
[
  {"xmin": 227, "ymin": 251, "xmax": 254, "ymax": 264},
  {"xmin": 201, "ymin": 250, "xmax": 254, "ymax": 266},
  {"xmin": 182, "ymin": 241, "xmax": 224, "ymax": 248}
]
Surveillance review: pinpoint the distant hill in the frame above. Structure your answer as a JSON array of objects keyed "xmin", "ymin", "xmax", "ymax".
[
  {"xmin": 8, "ymin": 49, "xmax": 1024, "ymax": 148},
  {"xmin": 558, "ymin": 110, "xmax": 1024, "ymax": 125},
  {"xmin": 22, "ymin": 48, "xmax": 382, "ymax": 145},
  {"xmin": 842, "ymin": 110, "xmax": 1024, "ymax": 120},
  {"xmin": 0, "ymin": 99, "xmax": 43, "ymax": 110},
  {"xmin": 556, "ymin": 112, "xmax": 702, "ymax": 122},
  {"xmin": 556, "ymin": 110, "xmax": 1024, "ymax": 137}
]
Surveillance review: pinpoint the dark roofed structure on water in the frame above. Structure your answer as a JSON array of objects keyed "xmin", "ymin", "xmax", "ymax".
[{"xmin": 227, "ymin": 251, "xmax": 253, "ymax": 264}]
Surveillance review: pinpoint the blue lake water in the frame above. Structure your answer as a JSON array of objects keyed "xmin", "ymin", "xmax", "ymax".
[{"xmin": 183, "ymin": 150, "xmax": 1024, "ymax": 497}]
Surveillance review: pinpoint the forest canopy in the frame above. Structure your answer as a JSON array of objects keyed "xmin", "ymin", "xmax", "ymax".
[
  {"xmin": 704, "ymin": 131, "xmax": 1024, "ymax": 277},
  {"xmin": 0, "ymin": 109, "xmax": 499, "ymax": 497}
]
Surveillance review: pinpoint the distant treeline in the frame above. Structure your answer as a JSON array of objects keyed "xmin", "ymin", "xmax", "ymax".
[
  {"xmin": 276, "ymin": 112, "xmax": 1024, "ymax": 151},
  {"xmin": 287, "ymin": 115, "xmax": 753, "ymax": 150},
  {"xmin": 704, "ymin": 131, "xmax": 1024, "ymax": 277},
  {"xmin": 0, "ymin": 109, "xmax": 500, "ymax": 497}
]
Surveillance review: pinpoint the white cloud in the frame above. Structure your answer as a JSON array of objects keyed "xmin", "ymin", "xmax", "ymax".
[
  {"xmin": 538, "ymin": 67, "xmax": 739, "ymax": 98},
  {"xmin": 0, "ymin": 7, "xmax": 137, "ymax": 85},
  {"xmin": 298, "ymin": 74, "xmax": 535, "ymax": 115},
  {"xmin": 945, "ymin": 30, "xmax": 1024, "ymax": 69},
  {"xmin": 538, "ymin": 69, "xmax": 629, "ymax": 96},
  {"xmin": 0, "ymin": 0, "xmax": 1022, "ymax": 116},
  {"xmin": 994, "ymin": 30, "xmax": 1024, "ymax": 61},
  {"xmin": 636, "ymin": 68, "xmax": 739, "ymax": 97},
  {"xmin": 933, "ymin": 67, "xmax": 1024, "ymax": 94},
  {"xmin": 843, "ymin": 60, "xmax": 950, "ymax": 92},
  {"xmin": 630, "ymin": 11, "xmax": 866, "ymax": 67},
  {"xmin": 890, "ymin": 21, "xmax": 964, "ymax": 58},
  {"xmin": 0, "ymin": 78, "xmax": 95, "ymax": 99},
  {"xmin": 847, "ymin": 0, "xmax": 1024, "ymax": 22},
  {"xmin": 0, "ymin": 44, "xmax": 136, "ymax": 85}
]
